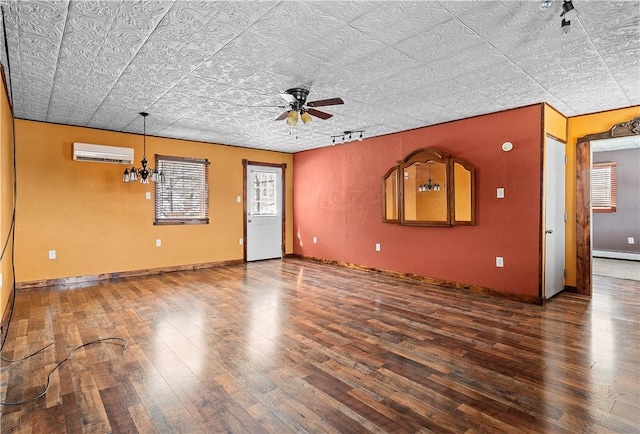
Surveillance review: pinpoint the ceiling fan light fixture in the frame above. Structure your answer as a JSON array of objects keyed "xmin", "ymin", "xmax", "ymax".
[
  {"xmin": 539, "ymin": 0, "xmax": 552, "ymax": 10},
  {"xmin": 300, "ymin": 111, "xmax": 312, "ymax": 124},
  {"xmin": 286, "ymin": 110, "xmax": 298, "ymax": 126},
  {"xmin": 561, "ymin": 0, "xmax": 578, "ymax": 20}
]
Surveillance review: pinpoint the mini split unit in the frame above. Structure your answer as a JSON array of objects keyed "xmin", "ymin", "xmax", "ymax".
[{"xmin": 72, "ymin": 143, "xmax": 134, "ymax": 165}]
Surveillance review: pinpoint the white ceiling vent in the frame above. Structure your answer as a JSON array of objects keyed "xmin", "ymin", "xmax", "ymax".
[{"xmin": 73, "ymin": 143, "xmax": 134, "ymax": 165}]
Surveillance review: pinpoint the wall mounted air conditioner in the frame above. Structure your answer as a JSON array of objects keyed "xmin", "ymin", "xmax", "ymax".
[{"xmin": 73, "ymin": 143, "xmax": 134, "ymax": 165}]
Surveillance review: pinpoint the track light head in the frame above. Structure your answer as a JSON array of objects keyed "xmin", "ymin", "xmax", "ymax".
[
  {"xmin": 561, "ymin": 17, "xmax": 571, "ymax": 34},
  {"xmin": 561, "ymin": 0, "xmax": 578, "ymax": 20}
]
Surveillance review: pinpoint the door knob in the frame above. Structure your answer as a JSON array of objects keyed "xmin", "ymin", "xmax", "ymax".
[{"xmin": 545, "ymin": 229, "xmax": 553, "ymax": 234}]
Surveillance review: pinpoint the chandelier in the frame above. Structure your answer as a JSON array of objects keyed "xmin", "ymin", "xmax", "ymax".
[
  {"xmin": 123, "ymin": 112, "xmax": 163, "ymax": 184},
  {"xmin": 418, "ymin": 162, "xmax": 441, "ymax": 192}
]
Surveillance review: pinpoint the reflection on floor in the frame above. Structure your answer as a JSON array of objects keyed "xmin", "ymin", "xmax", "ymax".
[
  {"xmin": 1, "ymin": 258, "xmax": 639, "ymax": 432},
  {"xmin": 593, "ymin": 257, "xmax": 640, "ymax": 281}
]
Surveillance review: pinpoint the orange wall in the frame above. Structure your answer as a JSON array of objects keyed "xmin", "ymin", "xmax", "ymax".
[
  {"xmin": 544, "ymin": 104, "xmax": 567, "ymax": 142},
  {"xmin": 1, "ymin": 76, "xmax": 15, "ymax": 323},
  {"xmin": 15, "ymin": 120, "xmax": 293, "ymax": 283},
  {"xmin": 294, "ymin": 105, "xmax": 544, "ymax": 298},
  {"xmin": 564, "ymin": 105, "xmax": 640, "ymax": 286}
]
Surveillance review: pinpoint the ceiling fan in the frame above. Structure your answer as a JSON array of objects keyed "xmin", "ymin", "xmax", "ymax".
[{"xmin": 275, "ymin": 87, "xmax": 344, "ymax": 126}]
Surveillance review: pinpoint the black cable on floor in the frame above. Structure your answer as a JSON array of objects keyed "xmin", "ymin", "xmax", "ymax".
[
  {"xmin": 0, "ymin": 3, "xmax": 18, "ymax": 353},
  {"xmin": 0, "ymin": 337, "xmax": 128, "ymax": 406},
  {"xmin": 0, "ymin": 341, "xmax": 54, "ymax": 362},
  {"xmin": 0, "ymin": 7, "xmax": 128, "ymax": 409}
]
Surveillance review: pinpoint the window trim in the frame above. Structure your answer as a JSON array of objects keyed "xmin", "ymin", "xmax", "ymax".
[
  {"xmin": 591, "ymin": 161, "xmax": 617, "ymax": 213},
  {"xmin": 154, "ymin": 154, "xmax": 210, "ymax": 225}
]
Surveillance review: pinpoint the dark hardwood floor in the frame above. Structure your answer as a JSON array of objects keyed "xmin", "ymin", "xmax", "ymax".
[{"xmin": 1, "ymin": 258, "xmax": 638, "ymax": 433}]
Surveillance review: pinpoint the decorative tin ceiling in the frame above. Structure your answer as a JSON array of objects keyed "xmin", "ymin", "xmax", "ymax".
[{"xmin": 0, "ymin": 1, "xmax": 638, "ymax": 153}]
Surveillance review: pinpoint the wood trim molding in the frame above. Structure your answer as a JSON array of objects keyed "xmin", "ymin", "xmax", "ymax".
[
  {"xmin": 290, "ymin": 254, "xmax": 543, "ymax": 305},
  {"xmin": 574, "ymin": 115, "xmax": 639, "ymax": 295},
  {"xmin": 242, "ymin": 160, "xmax": 287, "ymax": 261},
  {"xmin": 1, "ymin": 283, "xmax": 14, "ymax": 343},
  {"xmin": 15, "ymin": 259, "xmax": 244, "ymax": 290},
  {"xmin": 576, "ymin": 140, "xmax": 592, "ymax": 295}
]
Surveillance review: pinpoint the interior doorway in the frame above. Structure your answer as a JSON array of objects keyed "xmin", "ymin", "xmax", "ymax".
[
  {"xmin": 544, "ymin": 136, "xmax": 566, "ymax": 299},
  {"xmin": 575, "ymin": 116, "xmax": 640, "ymax": 295}
]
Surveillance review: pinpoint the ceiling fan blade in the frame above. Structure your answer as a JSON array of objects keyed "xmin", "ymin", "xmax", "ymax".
[
  {"xmin": 306, "ymin": 108, "xmax": 333, "ymax": 120},
  {"xmin": 307, "ymin": 97, "xmax": 344, "ymax": 108},
  {"xmin": 275, "ymin": 111, "xmax": 289, "ymax": 121},
  {"xmin": 279, "ymin": 93, "xmax": 297, "ymax": 104}
]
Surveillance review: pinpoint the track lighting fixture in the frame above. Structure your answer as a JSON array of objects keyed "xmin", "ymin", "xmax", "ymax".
[
  {"xmin": 330, "ymin": 130, "xmax": 365, "ymax": 144},
  {"xmin": 560, "ymin": 0, "xmax": 578, "ymax": 21},
  {"xmin": 561, "ymin": 17, "xmax": 571, "ymax": 34},
  {"xmin": 123, "ymin": 112, "xmax": 163, "ymax": 184}
]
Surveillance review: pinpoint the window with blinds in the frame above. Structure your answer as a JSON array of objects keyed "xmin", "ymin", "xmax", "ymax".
[
  {"xmin": 591, "ymin": 162, "xmax": 616, "ymax": 213},
  {"xmin": 154, "ymin": 155, "xmax": 209, "ymax": 225}
]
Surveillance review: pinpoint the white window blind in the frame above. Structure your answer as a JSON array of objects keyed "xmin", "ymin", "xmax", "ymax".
[
  {"xmin": 591, "ymin": 162, "xmax": 616, "ymax": 213},
  {"xmin": 155, "ymin": 155, "xmax": 209, "ymax": 225}
]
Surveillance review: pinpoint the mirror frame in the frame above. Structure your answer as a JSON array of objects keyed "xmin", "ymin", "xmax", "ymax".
[
  {"xmin": 451, "ymin": 157, "xmax": 476, "ymax": 226},
  {"xmin": 381, "ymin": 166, "xmax": 399, "ymax": 222}
]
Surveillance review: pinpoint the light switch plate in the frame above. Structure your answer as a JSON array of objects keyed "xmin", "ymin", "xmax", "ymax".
[
  {"xmin": 496, "ymin": 257, "xmax": 504, "ymax": 267},
  {"xmin": 155, "ymin": 239, "xmax": 161, "ymax": 247},
  {"xmin": 375, "ymin": 243, "xmax": 381, "ymax": 252},
  {"xmin": 49, "ymin": 250, "xmax": 56, "ymax": 260},
  {"xmin": 145, "ymin": 192, "xmax": 151, "ymax": 200},
  {"xmin": 497, "ymin": 188, "xmax": 505, "ymax": 199},
  {"xmin": 313, "ymin": 237, "xmax": 317, "ymax": 244},
  {"xmin": 237, "ymin": 196, "xmax": 241, "ymax": 203}
]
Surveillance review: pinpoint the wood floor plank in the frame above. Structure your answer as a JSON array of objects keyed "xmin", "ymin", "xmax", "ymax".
[{"xmin": 1, "ymin": 258, "xmax": 638, "ymax": 432}]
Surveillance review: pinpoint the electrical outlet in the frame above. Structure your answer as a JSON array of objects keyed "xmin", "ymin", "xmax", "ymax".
[
  {"xmin": 375, "ymin": 243, "xmax": 381, "ymax": 252},
  {"xmin": 497, "ymin": 188, "xmax": 505, "ymax": 199},
  {"xmin": 48, "ymin": 250, "xmax": 56, "ymax": 260},
  {"xmin": 239, "ymin": 238, "xmax": 243, "ymax": 245},
  {"xmin": 628, "ymin": 237, "xmax": 635, "ymax": 245},
  {"xmin": 155, "ymin": 239, "xmax": 161, "ymax": 247},
  {"xmin": 236, "ymin": 196, "xmax": 241, "ymax": 203},
  {"xmin": 496, "ymin": 257, "xmax": 504, "ymax": 267},
  {"xmin": 313, "ymin": 237, "xmax": 317, "ymax": 244}
]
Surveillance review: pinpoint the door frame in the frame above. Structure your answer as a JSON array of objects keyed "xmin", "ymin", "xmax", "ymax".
[
  {"xmin": 575, "ymin": 116, "xmax": 640, "ymax": 295},
  {"xmin": 242, "ymin": 160, "xmax": 287, "ymax": 263}
]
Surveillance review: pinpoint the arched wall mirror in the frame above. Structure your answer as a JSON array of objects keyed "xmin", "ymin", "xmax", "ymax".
[{"xmin": 382, "ymin": 147, "xmax": 475, "ymax": 227}]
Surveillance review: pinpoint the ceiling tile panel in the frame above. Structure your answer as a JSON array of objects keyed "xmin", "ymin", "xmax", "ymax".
[
  {"xmin": 205, "ymin": 1, "xmax": 279, "ymax": 30},
  {"xmin": 151, "ymin": 3, "xmax": 211, "ymax": 43},
  {"xmin": 2, "ymin": 1, "xmax": 638, "ymax": 152},
  {"xmin": 394, "ymin": 18, "xmax": 484, "ymax": 63}
]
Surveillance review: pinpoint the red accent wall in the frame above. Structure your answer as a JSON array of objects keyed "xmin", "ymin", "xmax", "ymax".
[{"xmin": 293, "ymin": 105, "xmax": 544, "ymax": 298}]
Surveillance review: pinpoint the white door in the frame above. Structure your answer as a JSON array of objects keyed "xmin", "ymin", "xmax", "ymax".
[
  {"xmin": 247, "ymin": 165, "xmax": 283, "ymax": 261},
  {"xmin": 544, "ymin": 137, "xmax": 566, "ymax": 298}
]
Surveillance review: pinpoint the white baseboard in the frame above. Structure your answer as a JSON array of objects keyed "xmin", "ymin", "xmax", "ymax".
[{"xmin": 593, "ymin": 250, "xmax": 640, "ymax": 261}]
